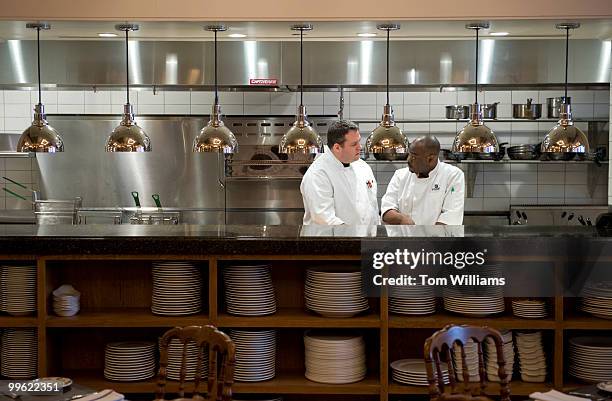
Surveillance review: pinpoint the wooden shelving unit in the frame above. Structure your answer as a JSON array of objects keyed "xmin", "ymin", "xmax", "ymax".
[{"xmin": 0, "ymin": 253, "xmax": 608, "ymax": 401}]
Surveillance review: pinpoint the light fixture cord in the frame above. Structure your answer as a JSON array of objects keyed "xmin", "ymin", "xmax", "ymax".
[
  {"xmin": 300, "ymin": 29, "xmax": 303, "ymax": 106},
  {"xmin": 125, "ymin": 28, "xmax": 130, "ymax": 105},
  {"xmin": 386, "ymin": 28, "xmax": 390, "ymax": 105},
  {"xmin": 37, "ymin": 27, "xmax": 41, "ymax": 105},
  {"xmin": 214, "ymin": 30, "xmax": 219, "ymax": 106},
  {"xmin": 475, "ymin": 27, "xmax": 479, "ymax": 105},
  {"xmin": 564, "ymin": 27, "xmax": 569, "ymax": 102}
]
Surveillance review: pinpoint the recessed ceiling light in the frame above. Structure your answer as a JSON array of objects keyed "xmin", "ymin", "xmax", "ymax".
[
  {"xmin": 228, "ymin": 33, "xmax": 246, "ymax": 38},
  {"xmin": 489, "ymin": 32, "xmax": 509, "ymax": 36},
  {"xmin": 98, "ymin": 33, "xmax": 118, "ymax": 38},
  {"xmin": 358, "ymin": 33, "xmax": 377, "ymax": 37}
]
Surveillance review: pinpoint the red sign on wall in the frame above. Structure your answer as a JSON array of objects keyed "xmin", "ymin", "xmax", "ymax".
[{"xmin": 249, "ymin": 79, "xmax": 278, "ymax": 86}]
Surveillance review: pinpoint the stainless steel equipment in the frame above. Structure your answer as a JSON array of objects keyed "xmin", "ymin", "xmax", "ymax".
[
  {"xmin": 225, "ymin": 116, "xmax": 336, "ymax": 224},
  {"xmin": 546, "ymin": 96, "xmax": 571, "ymax": 119},
  {"xmin": 510, "ymin": 205, "xmax": 607, "ymax": 226},
  {"xmin": 445, "ymin": 105, "xmax": 469, "ymax": 120},
  {"xmin": 513, "ymin": 98, "xmax": 542, "ymax": 119},
  {"xmin": 469, "ymin": 103, "xmax": 498, "ymax": 120},
  {"xmin": 35, "ymin": 197, "xmax": 82, "ymax": 225}
]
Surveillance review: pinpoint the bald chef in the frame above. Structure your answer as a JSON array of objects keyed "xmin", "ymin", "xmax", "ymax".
[
  {"xmin": 300, "ymin": 120, "xmax": 379, "ymax": 225},
  {"xmin": 381, "ymin": 135, "xmax": 465, "ymax": 225}
]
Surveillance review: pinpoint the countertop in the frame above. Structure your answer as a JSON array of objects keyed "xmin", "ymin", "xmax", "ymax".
[{"xmin": 0, "ymin": 224, "xmax": 610, "ymax": 256}]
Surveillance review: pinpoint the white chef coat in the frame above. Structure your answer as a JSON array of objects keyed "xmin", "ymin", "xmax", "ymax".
[
  {"xmin": 300, "ymin": 149, "xmax": 380, "ymax": 225},
  {"xmin": 381, "ymin": 161, "xmax": 465, "ymax": 225}
]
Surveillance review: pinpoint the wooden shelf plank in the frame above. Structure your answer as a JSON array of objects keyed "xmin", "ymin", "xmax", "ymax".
[
  {"xmin": 46, "ymin": 308, "xmax": 209, "ymax": 327},
  {"xmin": 65, "ymin": 370, "xmax": 380, "ymax": 395},
  {"xmin": 389, "ymin": 380, "xmax": 553, "ymax": 395},
  {"xmin": 0, "ymin": 315, "xmax": 38, "ymax": 327},
  {"xmin": 218, "ymin": 308, "xmax": 380, "ymax": 328},
  {"xmin": 561, "ymin": 313, "xmax": 612, "ymax": 329},
  {"xmin": 389, "ymin": 312, "xmax": 557, "ymax": 329}
]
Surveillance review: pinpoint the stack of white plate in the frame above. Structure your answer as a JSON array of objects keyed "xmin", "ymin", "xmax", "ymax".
[
  {"xmin": 104, "ymin": 341, "xmax": 156, "ymax": 381},
  {"xmin": 453, "ymin": 338, "xmax": 480, "ymax": 382},
  {"xmin": 512, "ymin": 299, "xmax": 547, "ymax": 319},
  {"xmin": 52, "ymin": 284, "xmax": 81, "ymax": 317},
  {"xmin": 579, "ymin": 281, "xmax": 612, "ymax": 319},
  {"xmin": 391, "ymin": 358, "xmax": 449, "ymax": 386},
  {"xmin": 389, "ymin": 285, "xmax": 436, "ymax": 316},
  {"xmin": 162, "ymin": 338, "xmax": 207, "ymax": 381},
  {"xmin": 230, "ymin": 329, "xmax": 276, "ymax": 382},
  {"xmin": 484, "ymin": 330, "xmax": 515, "ymax": 382},
  {"xmin": 515, "ymin": 331, "xmax": 547, "ymax": 382},
  {"xmin": 0, "ymin": 328, "xmax": 37, "ymax": 379},
  {"xmin": 152, "ymin": 261, "xmax": 202, "ymax": 316},
  {"xmin": 305, "ymin": 268, "xmax": 368, "ymax": 318},
  {"xmin": 304, "ymin": 331, "xmax": 366, "ymax": 384},
  {"xmin": 0, "ymin": 265, "xmax": 37, "ymax": 316},
  {"xmin": 223, "ymin": 265, "xmax": 276, "ymax": 316},
  {"xmin": 568, "ymin": 336, "xmax": 612, "ymax": 382},
  {"xmin": 234, "ymin": 397, "xmax": 282, "ymax": 401},
  {"xmin": 443, "ymin": 287, "xmax": 505, "ymax": 317}
]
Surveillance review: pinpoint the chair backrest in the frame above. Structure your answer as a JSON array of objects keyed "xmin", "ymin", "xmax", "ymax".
[
  {"xmin": 155, "ymin": 325, "xmax": 236, "ymax": 401},
  {"xmin": 424, "ymin": 324, "xmax": 511, "ymax": 401}
]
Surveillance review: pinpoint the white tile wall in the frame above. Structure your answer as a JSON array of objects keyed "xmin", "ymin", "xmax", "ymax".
[{"xmin": 0, "ymin": 87, "xmax": 609, "ymax": 212}]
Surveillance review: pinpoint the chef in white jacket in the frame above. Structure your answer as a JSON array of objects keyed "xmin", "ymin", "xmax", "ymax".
[
  {"xmin": 300, "ymin": 120, "xmax": 379, "ymax": 225},
  {"xmin": 381, "ymin": 135, "xmax": 465, "ymax": 225}
]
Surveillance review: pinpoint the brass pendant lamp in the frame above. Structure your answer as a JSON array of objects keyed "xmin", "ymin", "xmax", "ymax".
[
  {"xmin": 193, "ymin": 24, "xmax": 237, "ymax": 154},
  {"xmin": 17, "ymin": 23, "xmax": 64, "ymax": 153},
  {"xmin": 366, "ymin": 23, "xmax": 408, "ymax": 156},
  {"xmin": 105, "ymin": 24, "xmax": 151, "ymax": 152},
  {"xmin": 541, "ymin": 23, "xmax": 589, "ymax": 155},
  {"xmin": 451, "ymin": 22, "xmax": 499, "ymax": 154},
  {"xmin": 279, "ymin": 23, "xmax": 323, "ymax": 154}
]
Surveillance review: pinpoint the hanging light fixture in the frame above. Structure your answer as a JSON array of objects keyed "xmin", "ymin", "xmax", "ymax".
[
  {"xmin": 105, "ymin": 24, "xmax": 151, "ymax": 152},
  {"xmin": 366, "ymin": 23, "xmax": 408, "ymax": 157},
  {"xmin": 451, "ymin": 22, "xmax": 499, "ymax": 154},
  {"xmin": 279, "ymin": 23, "xmax": 323, "ymax": 154},
  {"xmin": 541, "ymin": 23, "xmax": 589, "ymax": 155},
  {"xmin": 17, "ymin": 23, "xmax": 64, "ymax": 153},
  {"xmin": 193, "ymin": 24, "xmax": 237, "ymax": 153}
]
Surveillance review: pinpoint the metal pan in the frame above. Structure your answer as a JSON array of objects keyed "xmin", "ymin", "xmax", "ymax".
[
  {"xmin": 445, "ymin": 105, "xmax": 469, "ymax": 120},
  {"xmin": 547, "ymin": 97, "xmax": 571, "ymax": 119},
  {"xmin": 513, "ymin": 98, "xmax": 542, "ymax": 119}
]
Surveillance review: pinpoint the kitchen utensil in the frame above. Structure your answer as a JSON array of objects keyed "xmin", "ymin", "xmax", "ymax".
[
  {"xmin": 578, "ymin": 215, "xmax": 586, "ymax": 226},
  {"xmin": 568, "ymin": 213, "xmax": 575, "ymax": 221},
  {"xmin": 3, "ymin": 187, "xmax": 29, "ymax": 202},
  {"xmin": 469, "ymin": 103, "xmax": 498, "ymax": 119},
  {"xmin": 562, "ymin": 211, "xmax": 567, "ymax": 218},
  {"xmin": 547, "ymin": 97, "xmax": 571, "ymax": 119},
  {"xmin": 131, "ymin": 191, "xmax": 141, "ymax": 207},
  {"xmin": 587, "ymin": 218, "xmax": 593, "ymax": 226},
  {"xmin": 2, "ymin": 176, "xmax": 40, "ymax": 201},
  {"xmin": 522, "ymin": 212, "xmax": 528, "ymax": 223},
  {"xmin": 34, "ymin": 197, "xmax": 82, "ymax": 225},
  {"xmin": 152, "ymin": 194, "xmax": 162, "ymax": 208},
  {"xmin": 507, "ymin": 144, "xmax": 541, "ymax": 160},
  {"xmin": 453, "ymin": 142, "xmax": 507, "ymax": 161},
  {"xmin": 445, "ymin": 105, "xmax": 469, "ymax": 120},
  {"xmin": 513, "ymin": 98, "xmax": 542, "ymax": 120}
]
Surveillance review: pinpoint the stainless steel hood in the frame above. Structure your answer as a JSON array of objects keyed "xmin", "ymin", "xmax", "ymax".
[{"xmin": 0, "ymin": 39, "xmax": 610, "ymax": 87}]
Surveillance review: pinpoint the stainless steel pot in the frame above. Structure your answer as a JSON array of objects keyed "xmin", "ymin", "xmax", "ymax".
[
  {"xmin": 547, "ymin": 97, "xmax": 571, "ymax": 119},
  {"xmin": 445, "ymin": 105, "xmax": 469, "ymax": 120},
  {"xmin": 469, "ymin": 103, "xmax": 498, "ymax": 119},
  {"xmin": 513, "ymin": 98, "xmax": 542, "ymax": 120},
  {"xmin": 373, "ymin": 152, "xmax": 409, "ymax": 161}
]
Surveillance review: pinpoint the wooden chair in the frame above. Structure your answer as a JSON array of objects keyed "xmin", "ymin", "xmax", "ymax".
[
  {"xmin": 155, "ymin": 325, "xmax": 236, "ymax": 401},
  {"xmin": 424, "ymin": 324, "xmax": 511, "ymax": 401}
]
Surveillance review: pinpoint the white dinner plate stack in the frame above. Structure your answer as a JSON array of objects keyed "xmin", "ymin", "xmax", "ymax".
[
  {"xmin": 230, "ymin": 329, "xmax": 276, "ymax": 382},
  {"xmin": 152, "ymin": 261, "xmax": 202, "ymax": 316},
  {"xmin": 442, "ymin": 288, "xmax": 505, "ymax": 317},
  {"xmin": 223, "ymin": 265, "xmax": 276, "ymax": 316},
  {"xmin": 515, "ymin": 331, "xmax": 547, "ymax": 382},
  {"xmin": 305, "ymin": 268, "xmax": 368, "ymax": 318},
  {"xmin": 390, "ymin": 358, "xmax": 449, "ymax": 386},
  {"xmin": 579, "ymin": 281, "xmax": 612, "ymax": 319},
  {"xmin": 104, "ymin": 341, "xmax": 156, "ymax": 381},
  {"xmin": 162, "ymin": 338, "xmax": 207, "ymax": 381},
  {"xmin": 52, "ymin": 284, "xmax": 81, "ymax": 317},
  {"xmin": 389, "ymin": 285, "xmax": 437, "ymax": 316},
  {"xmin": 484, "ymin": 330, "xmax": 515, "ymax": 382},
  {"xmin": 452, "ymin": 338, "xmax": 480, "ymax": 382},
  {"xmin": 568, "ymin": 336, "xmax": 612, "ymax": 382},
  {"xmin": 0, "ymin": 265, "xmax": 37, "ymax": 316},
  {"xmin": 512, "ymin": 299, "xmax": 547, "ymax": 319},
  {"xmin": 0, "ymin": 328, "xmax": 37, "ymax": 379},
  {"xmin": 304, "ymin": 331, "xmax": 366, "ymax": 384}
]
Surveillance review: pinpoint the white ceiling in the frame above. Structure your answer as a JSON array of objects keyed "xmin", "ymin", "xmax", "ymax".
[{"xmin": 0, "ymin": 19, "xmax": 611, "ymax": 41}]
